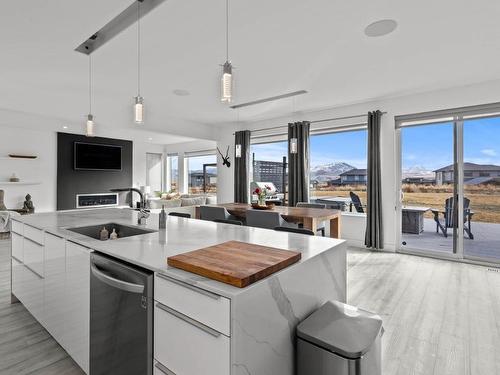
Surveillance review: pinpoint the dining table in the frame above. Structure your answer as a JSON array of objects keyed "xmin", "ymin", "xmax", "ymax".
[{"xmin": 195, "ymin": 203, "xmax": 342, "ymax": 238}]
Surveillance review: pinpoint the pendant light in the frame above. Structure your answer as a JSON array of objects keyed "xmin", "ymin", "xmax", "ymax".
[
  {"xmin": 220, "ymin": 0, "xmax": 233, "ymax": 103},
  {"xmin": 86, "ymin": 55, "xmax": 95, "ymax": 137},
  {"xmin": 134, "ymin": 0, "xmax": 144, "ymax": 123}
]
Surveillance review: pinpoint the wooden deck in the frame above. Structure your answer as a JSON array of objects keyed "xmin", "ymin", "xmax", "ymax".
[{"xmin": 402, "ymin": 219, "xmax": 500, "ymax": 262}]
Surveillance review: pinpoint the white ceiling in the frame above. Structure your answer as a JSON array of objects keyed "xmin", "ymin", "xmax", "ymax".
[{"xmin": 2, "ymin": 0, "xmax": 500, "ymax": 138}]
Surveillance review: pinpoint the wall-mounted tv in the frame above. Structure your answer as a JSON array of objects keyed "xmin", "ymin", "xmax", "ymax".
[{"xmin": 74, "ymin": 142, "xmax": 122, "ymax": 171}]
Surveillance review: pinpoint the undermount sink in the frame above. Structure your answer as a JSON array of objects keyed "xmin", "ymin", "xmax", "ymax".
[{"xmin": 66, "ymin": 223, "xmax": 156, "ymax": 240}]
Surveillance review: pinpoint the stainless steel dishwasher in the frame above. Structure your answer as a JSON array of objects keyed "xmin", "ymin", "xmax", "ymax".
[{"xmin": 90, "ymin": 252, "xmax": 153, "ymax": 375}]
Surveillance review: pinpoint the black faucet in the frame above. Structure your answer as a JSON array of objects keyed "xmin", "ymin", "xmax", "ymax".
[
  {"xmin": 110, "ymin": 188, "xmax": 146, "ymax": 208},
  {"xmin": 110, "ymin": 188, "xmax": 149, "ymax": 225}
]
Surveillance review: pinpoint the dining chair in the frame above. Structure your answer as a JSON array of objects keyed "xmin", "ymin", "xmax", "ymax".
[
  {"xmin": 168, "ymin": 212, "xmax": 191, "ymax": 218},
  {"xmin": 213, "ymin": 218, "xmax": 243, "ymax": 226},
  {"xmin": 274, "ymin": 226, "xmax": 315, "ymax": 236},
  {"xmin": 246, "ymin": 210, "xmax": 297, "ymax": 230},
  {"xmin": 199, "ymin": 206, "xmax": 232, "ymax": 221},
  {"xmin": 296, "ymin": 202, "xmax": 326, "ymax": 236}
]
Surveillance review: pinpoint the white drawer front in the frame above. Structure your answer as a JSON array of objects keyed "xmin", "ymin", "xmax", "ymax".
[
  {"xmin": 155, "ymin": 274, "xmax": 230, "ymax": 336},
  {"xmin": 23, "ymin": 237, "xmax": 44, "ymax": 277},
  {"xmin": 24, "ymin": 225, "xmax": 44, "ymax": 245},
  {"xmin": 11, "ymin": 232, "xmax": 23, "ymax": 262},
  {"xmin": 11, "ymin": 220, "xmax": 23, "ymax": 235},
  {"xmin": 154, "ymin": 303, "xmax": 230, "ymax": 375}
]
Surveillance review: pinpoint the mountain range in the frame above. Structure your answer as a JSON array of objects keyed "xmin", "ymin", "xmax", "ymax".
[{"xmin": 310, "ymin": 162, "xmax": 356, "ymax": 182}]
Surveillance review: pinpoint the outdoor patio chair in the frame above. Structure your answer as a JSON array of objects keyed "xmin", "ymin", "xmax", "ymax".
[
  {"xmin": 349, "ymin": 192, "xmax": 365, "ymax": 213},
  {"xmin": 431, "ymin": 196, "xmax": 474, "ymax": 240}
]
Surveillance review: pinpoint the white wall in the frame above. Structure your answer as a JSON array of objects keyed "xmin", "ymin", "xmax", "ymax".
[
  {"xmin": 214, "ymin": 79, "xmax": 500, "ymax": 251},
  {"xmin": 0, "ymin": 125, "xmax": 57, "ymax": 212},
  {"xmin": 133, "ymin": 141, "xmax": 165, "ymax": 189},
  {"xmin": 0, "ymin": 124, "xmax": 168, "ymax": 212}
]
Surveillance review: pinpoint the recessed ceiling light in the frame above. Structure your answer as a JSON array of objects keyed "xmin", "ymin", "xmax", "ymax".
[
  {"xmin": 173, "ymin": 89, "xmax": 190, "ymax": 96},
  {"xmin": 148, "ymin": 137, "xmax": 153, "ymax": 141},
  {"xmin": 364, "ymin": 19, "xmax": 397, "ymax": 37},
  {"xmin": 63, "ymin": 126, "xmax": 68, "ymax": 129}
]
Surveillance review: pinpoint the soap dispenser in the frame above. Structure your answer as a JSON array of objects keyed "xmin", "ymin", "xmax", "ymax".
[
  {"xmin": 99, "ymin": 227, "xmax": 109, "ymax": 241},
  {"xmin": 110, "ymin": 228, "xmax": 118, "ymax": 240},
  {"xmin": 159, "ymin": 205, "xmax": 167, "ymax": 229}
]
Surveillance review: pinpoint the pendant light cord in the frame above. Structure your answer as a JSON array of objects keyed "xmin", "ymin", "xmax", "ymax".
[
  {"xmin": 225, "ymin": 0, "xmax": 229, "ymax": 62},
  {"xmin": 137, "ymin": 0, "xmax": 141, "ymax": 96},
  {"xmin": 89, "ymin": 54, "xmax": 92, "ymax": 114}
]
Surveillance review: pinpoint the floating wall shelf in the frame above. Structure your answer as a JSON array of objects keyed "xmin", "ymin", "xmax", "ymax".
[{"xmin": 0, "ymin": 182, "xmax": 42, "ymax": 186}]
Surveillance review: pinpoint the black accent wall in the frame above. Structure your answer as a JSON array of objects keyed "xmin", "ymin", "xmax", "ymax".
[{"xmin": 57, "ymin": 132, "xmax": 133, "ymax": 210}]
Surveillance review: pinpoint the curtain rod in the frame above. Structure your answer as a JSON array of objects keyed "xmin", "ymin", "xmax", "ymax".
[{"xmin": 232, "ymin": 111, "xmax": 387, "ymax": 135}]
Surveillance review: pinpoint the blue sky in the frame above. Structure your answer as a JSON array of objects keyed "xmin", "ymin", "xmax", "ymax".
[
  {"xmin": 187, "ymin": 154, "xmax": 217, "ymax": 171},
  {"xmin": 402, "ymin": 117, "xmax": 500, "ymax": 171},
  {"xmin": 249, "ymin": 117, "xmax": 500, "ymax": 171},
  {"xmin": 251, "ymin": 130, "xmax": 368, "ymax": 169}
]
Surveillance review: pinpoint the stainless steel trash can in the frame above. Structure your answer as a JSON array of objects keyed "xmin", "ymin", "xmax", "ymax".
[{"xmin": 297, "ymin": 301, "xmax": 383, "ymax": 375}]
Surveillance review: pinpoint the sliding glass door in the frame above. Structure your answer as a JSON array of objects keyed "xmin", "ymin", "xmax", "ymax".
[
  {"xmin": 463, "ymin": 116, "xmax": 500, "ymax": 262},
  {"xmin": 399, "ymin": 121, "xmax": 458, "ymax": 256},
  {"xmin": 397, "ymin": 107, "xmax": 500, "ymax": 264}
]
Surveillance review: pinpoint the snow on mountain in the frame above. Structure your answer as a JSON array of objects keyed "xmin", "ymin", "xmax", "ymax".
[
  {"xmin": 402, "ymin": 165, "xmax": 435, "ymax": 178},
  {"xmin": 310, "ymin": 162, "xmax": 355, "ymax": 182}
]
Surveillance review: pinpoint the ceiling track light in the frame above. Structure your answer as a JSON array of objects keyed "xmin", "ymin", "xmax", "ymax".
[
  {"xmin": 134, "ymin": 0, "xmax": 145, "ymax": 124},
  {"xmin": 220, "ymin": 0, "xmax": 234, "ymax": 103},
  {"xmin": 86, "ymin": 55, "xmax": 95, "ymax": 137}
]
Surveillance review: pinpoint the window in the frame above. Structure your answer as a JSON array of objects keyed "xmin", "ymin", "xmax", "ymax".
[
  {"xmin": 186, "ymin": 154, "xmax": 217, "ymax": 194},
  {"xmin": 250, "ymin": 141, "xmax": 288, "ymax": 194},
  {"xmin": 166, "ymin": 154, "xmax": 178, "ymax": 192},
  {"xmin": 309, "ymin": 130, "xmax": 368, "ymax": 210}
]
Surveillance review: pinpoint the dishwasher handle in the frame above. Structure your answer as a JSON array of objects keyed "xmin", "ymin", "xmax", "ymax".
[{"xmin": 91, "ymin": 263, "xmax": 145, "ymax": 294}]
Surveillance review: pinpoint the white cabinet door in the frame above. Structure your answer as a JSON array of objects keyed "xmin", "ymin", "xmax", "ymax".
[
  {"xmin": 11, "ymin": 257, "xmax": 24, "ymax": 300},
  {"xmin": 23, "ymin": 265, "xmax": 44, "ymax": 322},
  {"xmin": 154, "ymin": 303, "xmax": 230, "ymax": 375},
  {"xmin": 21, "ymin": 237, "xmax": 44, "ymax": 323},
  {"xmin": 44, "ymin": 233, "xmax": 66, "ymax": 344},
  {"xmin": 65, "ymin": 241, "xmax": 90, "ymax": 374},
  {"xmin": 11, "ymin": 232, "xmax": 23, "ymax": 262}
]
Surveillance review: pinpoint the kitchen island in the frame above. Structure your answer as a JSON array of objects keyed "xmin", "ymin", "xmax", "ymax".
[{"xmin": 10, "ymin": 208, "xmax": 346, "ymax": 375}]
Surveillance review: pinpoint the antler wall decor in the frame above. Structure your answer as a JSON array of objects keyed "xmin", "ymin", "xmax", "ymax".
[{"xmin": 217, "ymin": 146, "xmax": 231, "ymax": 168}]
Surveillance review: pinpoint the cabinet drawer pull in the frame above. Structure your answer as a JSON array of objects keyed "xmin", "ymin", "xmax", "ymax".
[
  {"xmin": 155, "ymin": 362, "xmax": 176, "ymax": 375},
  {"xmin": 25, "ymin": 264, "xmax": 44, "ymax": 279},
  {"xmin": 157, "ymin": 273, "xmax": 220, "ymax": 300},
  {"xmin": 24, "ymin": 237, "xmax": 43, "ymax": 246},
  {"xmin": 11, "ymin": 255, "xmax": 22, "ymax": 264},
  {"xmin": 46, "ymin": 231, "xmax": 64, "ymax": 239},
  {"xmin": 156, "ymin": 302, "xmax": 221, "ymax": 338}
]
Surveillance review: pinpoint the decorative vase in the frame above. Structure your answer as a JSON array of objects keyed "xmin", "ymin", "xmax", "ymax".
[{"xmin": 258, "ymin": 196, "xmax": 266, "ymax": 206}]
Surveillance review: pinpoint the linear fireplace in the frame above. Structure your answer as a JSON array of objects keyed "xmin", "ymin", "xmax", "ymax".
[{"xmin": 76, "ymin": 193, "xmax": 119, "ymax": 209}]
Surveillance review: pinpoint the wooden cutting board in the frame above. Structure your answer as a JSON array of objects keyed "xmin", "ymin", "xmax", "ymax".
[{"xmin": 167, "ymin": 241, "xmax": 302, "ymax": 288}]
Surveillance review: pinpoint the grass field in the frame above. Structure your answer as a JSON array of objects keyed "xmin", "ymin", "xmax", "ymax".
[{"xmin": 312, "ymin": 183, "xmax": 500, "ymax": 223}]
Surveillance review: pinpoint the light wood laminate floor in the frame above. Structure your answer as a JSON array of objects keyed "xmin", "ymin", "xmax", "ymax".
[
  {"xmin": 1, "ymin": 239, "xmax": 499, "ymax": 374},
  {"xmin": 348, "ymin": 248, "xmax": 500, "ymax": 375}
]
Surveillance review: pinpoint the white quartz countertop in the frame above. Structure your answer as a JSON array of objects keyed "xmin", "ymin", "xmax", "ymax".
[{"xmin": 13, "ymin": 208, "xmax": 345, "ymax": 298}]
